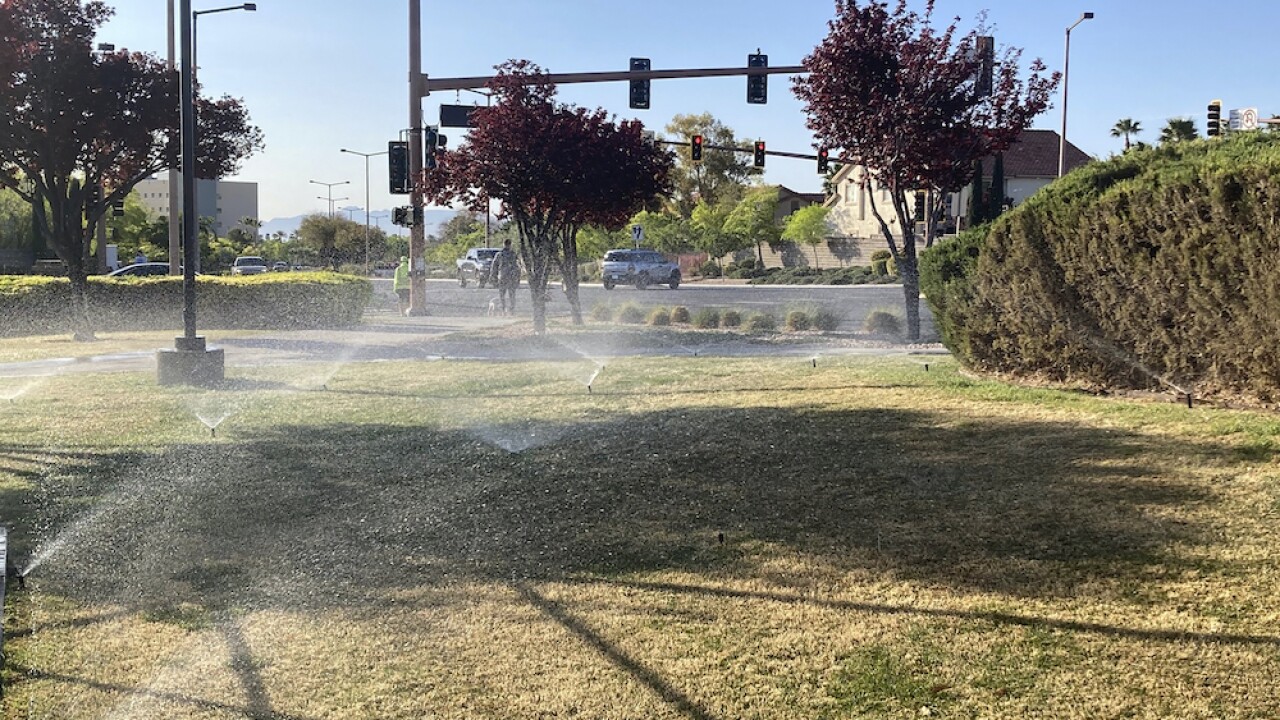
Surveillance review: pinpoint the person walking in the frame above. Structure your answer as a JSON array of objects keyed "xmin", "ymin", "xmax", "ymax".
[
  {"xmin": 489, "ymin": 239, "xmax": 521, "ymax": 315},
  {"xmin": 393, "ymin": 256, "xmax": 410, "ymax": 315}
]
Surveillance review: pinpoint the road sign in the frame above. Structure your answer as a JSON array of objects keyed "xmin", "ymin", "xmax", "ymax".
[
  {"xmin": 631, "ymin": 224, "xmax": 644, "ymax": 247},
  {"xmin": 1230, "ymin": 107, "xmax": 1259, "ymax": 131},
  {"xmin": 439, "ymin": 104, "xmax": 478, "ymax": 128}
]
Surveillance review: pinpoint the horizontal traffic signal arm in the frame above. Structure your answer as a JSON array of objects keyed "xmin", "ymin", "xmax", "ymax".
[
  {"xmin": 421, "ymin": 64, "xmax": 805, "ymax": 94},
  {"xmin": 658, "ymin": 139, "xmax": 841, "ymax": 163}
]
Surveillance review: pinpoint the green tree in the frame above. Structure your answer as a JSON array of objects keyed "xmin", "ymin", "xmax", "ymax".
[
  {"xmin": 0, "ymin": 185, "xmax": 35, "ymax": 253},
  {"xmin": 664, "ymin": 113, "xmax": 758, "ymax": 218},
  {"xmin": 690, "ymin": 198, "xmax": 746, "ymax": 266},
  {"xmin": 628, "ymin": 209, "xmax": 689, "ymax": 254},
  {"xmin": 1159, "ymin": 118, "xmax": 1199, "ymax": 144},
  {"xmin": 781, "ymin": 204, "xmax": 831, "ymax": 269},
  {"xmin": 723, "ymin": 185, "xmax": 781, "ymax": 266},
  {"xmin": 1111, "ymin": 118, "xmax": 1142, "ymax": 150}
]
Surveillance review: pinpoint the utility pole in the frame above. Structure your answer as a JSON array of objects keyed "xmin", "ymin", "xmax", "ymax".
[
  {"xmin": 167, "ymin": 0, "xmax": 181, "ymax": 275},
  {"xmin": 407, "ymin": 0, "xmax": 427, "ymax": 315}
]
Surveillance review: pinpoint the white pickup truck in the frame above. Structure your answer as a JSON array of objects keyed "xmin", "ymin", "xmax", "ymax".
[{"xmin": 456, "ymin": 247, "xmax": 499, "ymax": 288}]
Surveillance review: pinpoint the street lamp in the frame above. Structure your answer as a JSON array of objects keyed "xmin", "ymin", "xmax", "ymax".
[
  {"xmin": 310, "ymin": 180, "xmax": 350, "ymax": 218},
  {"xmin": 191, "ymin": 3, "xmax": 255, "ymax": 273},
  {"xmin": 340, "ymin": 147, "xmax": 389, "ymax": 275},
  {"xmin": 1058, "ymin": 11, "xmax": 1094, "ymax": 178}
]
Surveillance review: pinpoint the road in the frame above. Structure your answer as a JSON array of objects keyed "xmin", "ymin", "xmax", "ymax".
[{"xmin": 379, "ymin": 278, "xmax": 937, "ymax": 336}]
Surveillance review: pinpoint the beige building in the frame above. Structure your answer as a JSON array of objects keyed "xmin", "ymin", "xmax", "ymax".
[
  {"xmin": 134, "ymin": 174, "xmax": 260, "ymax": 236},
  {"xmin": 823, "ymin": 129, "xmax": 1092, "ymax": 263}
]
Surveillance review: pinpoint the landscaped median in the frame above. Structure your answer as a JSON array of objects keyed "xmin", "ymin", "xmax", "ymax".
[
  {"xmin": 1, "ymin": 355, "xmax": 1278, "ymax": 717},
  {"xmin": 0, "ymin": 272, "xmax": 371, "ymax": 337}
]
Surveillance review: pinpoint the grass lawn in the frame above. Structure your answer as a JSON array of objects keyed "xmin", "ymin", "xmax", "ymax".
[{"xmin": 1, "ymin": 352, "xmax": 1279, "ymax": 718}]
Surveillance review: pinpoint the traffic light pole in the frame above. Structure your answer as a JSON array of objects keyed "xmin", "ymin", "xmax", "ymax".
[
  {"xmin": 407, "ymin": 0, "xmax": 427, "ymax": 316},
  {"xmin": 421, "ymin": 64, "xmax": 805, "ymax": 94}
]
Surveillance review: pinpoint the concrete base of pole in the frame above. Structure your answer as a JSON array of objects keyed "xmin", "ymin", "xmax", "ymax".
[{"xmin": 157, "ymin": 337, "xmax": 224, "ymax": 386}]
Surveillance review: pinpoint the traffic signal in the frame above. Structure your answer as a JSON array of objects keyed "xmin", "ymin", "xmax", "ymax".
[
  {"xmin": 1207, "ymin": 99, "xmax": 1222, "ymax": 137},
  {"xmin": 691, "ymin": 134, "xmax": 704, "ymax": 162},
  {"xmin": 747, "ymin": 53, "xmax": 768, "ymax": 104},
  {"xmin": 753, "ymin": 141, "xmax": 766, "ymax": 168},
  {"xmin": 388, "ymin": 141, "xmax": 410, "ymax": 194},
  {"xmin": 974, "ymin": 36, "xmax": 994, "ymax": 97},
  {"xmin": 112, "ymin": 198, "xmax": 125, "ymax": 217},
  {"xmin": 629, "ymin": 57, "xmax": 651, "ymax": 110},
  {"xmin": 392, "ymin": 207, "xmax": 410, "ymax": 227},
  {"xmin": 424, "ymin": 127, "xmax": 439, "ymax": 170},
  {"xmin": 914, "ymin": 192, "xmax": 926, "ymax": 221},
  {"xmin": 817, "ymin": 148, "xmax": 830, "ymax": 174}
]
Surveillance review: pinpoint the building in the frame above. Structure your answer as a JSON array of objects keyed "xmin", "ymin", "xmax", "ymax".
[
  {"xmin": 133, "ymin": 174, "xmax": 259, "ymax": 236},
  {"xmin": 822, "ymin": 129, "xmax": 1092, "ymax": 263}
]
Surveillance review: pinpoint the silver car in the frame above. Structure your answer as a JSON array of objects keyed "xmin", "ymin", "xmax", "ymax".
[{"xmin": 601, "ymin": 249, "xmax": 681, "ymax": 290}]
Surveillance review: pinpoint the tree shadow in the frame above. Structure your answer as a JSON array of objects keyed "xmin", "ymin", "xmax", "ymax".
[{"xmin": 19, "ymin": 405, "xmax": 1224, "ymax": 611}]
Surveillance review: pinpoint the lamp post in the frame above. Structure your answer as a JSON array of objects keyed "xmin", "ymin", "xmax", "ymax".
[
  {"xmin": 1058, "ymin": 11, "xmax": 1094, "ymax": 178},
  {"xmin": 340, "ymin": 148, "xmax": 389, "ymax": 275},
  {"xmin": 191, "ymin": 3, "xmax": 256, "ymax": 273},
  {"xmin": 310, "ymin": 180, "xmax": 350, "ymax": 218}
]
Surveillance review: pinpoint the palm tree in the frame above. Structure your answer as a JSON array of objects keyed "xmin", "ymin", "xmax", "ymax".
[
  {"xmin": 1110, "ymin": 118, "xmax": 1142, "ymax": 150},
  {"xmin": 1159, "ymin": 118, "xmax": 1199, "ymax": 144}
]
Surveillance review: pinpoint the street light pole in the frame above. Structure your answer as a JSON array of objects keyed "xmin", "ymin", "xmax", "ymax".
[
  {"xmin": 167, "ymin": 0, "xmax": 181, "ymax": 275},
  {"xmin": 407, "ymin": 0, "xmax": 427, "ymax": 315},
  {"xmin": 1059, "ymin": 11, "xmax": 1094, "ymax": 178},
  {"xmin": 340, "ymin": 148, "xmax": 389, "ymax": 275},
  {"xmin": 310, "ymin": 180, "xmax": 350, "ymax": 219}
]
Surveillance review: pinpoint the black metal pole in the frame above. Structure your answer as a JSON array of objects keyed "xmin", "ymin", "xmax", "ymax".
[{"xmin": 180, "ymin": 0, "xmax": 197, "ymax": 343}]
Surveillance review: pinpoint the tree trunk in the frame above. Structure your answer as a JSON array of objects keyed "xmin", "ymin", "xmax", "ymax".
[
  {"xmin": 558, "ymin": 232, "xmax": 584, "ymax": 325},
  {"xmin": 899, "ymin": 252, "xmax": 921, "ymax": 342},
  {"xmin": 521, "ymin": 231, "xmax": 557, "ymax": 335},
  {"xmin": 756, "ymin": 239, "xmax": 764, "ymax": 266}
]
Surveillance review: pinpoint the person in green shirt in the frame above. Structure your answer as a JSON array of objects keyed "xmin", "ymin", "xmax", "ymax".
[{"xmin": 393, "ymin": 256, "xmax": 410, "ymax": 314}]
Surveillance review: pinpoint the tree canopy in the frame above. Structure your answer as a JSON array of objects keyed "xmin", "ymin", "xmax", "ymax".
[
  {"xmin": 793, "ymin": 0, "xmax": 1057, "ymax": 339},
  {"xmin": 663, "ymin": 113, "xmax": 757, "ymax": 219},
  {"xmin": 422, "ymin": 60, "xmax": 673, "ymax": 331},
  {"xmin": 0, "ymin": 0, "xmax": 262, "ymax": 335}
]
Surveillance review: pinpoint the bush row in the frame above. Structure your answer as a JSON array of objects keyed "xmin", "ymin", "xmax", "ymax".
[
  {"xmin": 920, "ymin": 132, "xmax": 1280, "ymax": 401},
  {"xmin": 592, "ymin": 302, "xmax": 840, "ymax": 333},
  {"xmin": 0, "ymin": 272, "xmax": 371, "ymax": 338},
  {"xmin": 697, "ymin": 257, "xmax": 898, "ymax": 285}
]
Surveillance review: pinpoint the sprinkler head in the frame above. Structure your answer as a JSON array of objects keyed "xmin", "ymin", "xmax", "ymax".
[
  {"xmin": 924, "ymin": 363, "xmax": 930, "ymax": 372},
  {"xmin": 717, "ymin": 532, "xmax": 725, "ymax": 545},
  {"xmin": 587, "ymin": 384, "xmax": 592, "ymax": 395},
  {"xmin": 211, "ymin": 427, "xmax": 217, "ymax": 438},
  {"xmin": 1186, "ymin": 393, "xmax": 1194, "ymax": 409},
  {"xmin": 812, "ymin": 358, "xmax": 817, "ymax": 368}
]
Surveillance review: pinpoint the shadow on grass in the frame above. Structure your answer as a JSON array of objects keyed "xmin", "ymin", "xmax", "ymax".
[{"xmin": 15, "ymin": 405, "xmax": 1221, "ymax": 607}]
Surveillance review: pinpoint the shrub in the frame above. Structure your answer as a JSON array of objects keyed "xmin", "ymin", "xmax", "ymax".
[
  {"xmin": 646, "ymin": 307, "xmax": 671, "ymax": 326},
  {"xmin": 919, "ymin": 132, "xmax": 1280, "ymax": 401},
  {"xmin": 698, "ymin": 260, "xmax": 721, "ymax": 278},
  {"xmin": 0, "ymin": 272, "xmax": 370, "ymax": 338},
  {"xmin": 785, "ymin": 310, "xmax": 811, "ymax": 331},
  {"xmin": 692, "ymin": 308, "xmax": 720, "ymax": 329},
  {"xmin": 721, "ymin": 309, "xmax": 742, "ymax": 327},
  {"xmin": 811, "ymin": 307, "xmax": 840, "ymax": 331},
  {"xmin": 744, "ymin": 312, "xmax": 776, "ymax": 332},
  {"xmin": 616, "ymin": 302, "xmax": 646, "ymax": 324},
  {"xmin": 589, "ymin": 302, "xmax": 614, "ymax": 322},
  {"xmin": 670, "ymin": 305, "xmax": 691, "ymax": 324},
  {"xmin": 864, "ymin": 310, "xmax": 902, "ymax": 336}
]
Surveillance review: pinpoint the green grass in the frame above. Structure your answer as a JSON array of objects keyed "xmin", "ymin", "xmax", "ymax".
[{"xmin": 2, "ymin": 354, "xmax": 1279, "ymax": 718}]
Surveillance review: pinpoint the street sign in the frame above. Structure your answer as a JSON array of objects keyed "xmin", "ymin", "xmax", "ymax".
[
  {"xmin": 631, "ymin": 224, "xmax": 644, "ymax": 247},
  {"xmin": 439, "ymin": 104, "xmax": 478, "ymax": 128},
  {"xmin": 1230, "ymin": 107, "xmax": 1259, "ymax": 131}
]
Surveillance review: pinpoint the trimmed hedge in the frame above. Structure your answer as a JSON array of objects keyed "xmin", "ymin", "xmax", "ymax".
[
  {"xmin": 0, "ymin": 272, "xmax": 371, "ymax": 338},
  {"xmin": 920, "ymin": 132, "xmax": 1280, "ymax": 401}
]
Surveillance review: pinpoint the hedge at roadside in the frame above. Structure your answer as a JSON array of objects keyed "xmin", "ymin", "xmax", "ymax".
[
  {"xmin": 920, "ymin": 132, "xmax": 1280, "ymax": 401},
  {"xmin": 0, "ymin": 272, "xmax": 371, "ymax": 337}
]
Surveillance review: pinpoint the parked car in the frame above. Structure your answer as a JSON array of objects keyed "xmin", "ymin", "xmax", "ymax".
[
  {"xmin": 231, "ymin": 255, "xmax": 269, "ymax": 276},
  {"xmin": 600, "ymin": 249, "xmax": 681, "ymax": 290},
  {"xmin": 106, "ymin": 262, "xmax": 173, "ymax": 277},
  {"xmin": 272, "ymin": 261, "xmax": 289, "ymax": 272}
]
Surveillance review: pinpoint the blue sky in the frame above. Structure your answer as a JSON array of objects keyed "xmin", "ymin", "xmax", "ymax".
[{"xmin": 100, "ymin": 0, "xmax": 1280, "ymax": 222}]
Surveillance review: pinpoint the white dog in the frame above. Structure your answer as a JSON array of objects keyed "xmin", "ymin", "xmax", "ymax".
[{"xmin": 486, "ymin": 297, "xmax": 501, "ymax": 317}]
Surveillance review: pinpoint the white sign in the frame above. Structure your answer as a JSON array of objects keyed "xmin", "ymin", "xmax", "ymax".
[
  {"xmin": 631, "ymin": 224, "xmax": 644, "ymax": 244},
  {"xmin": 1230, "ymin": 107, "xmax": 1259, "ymax": 131}
]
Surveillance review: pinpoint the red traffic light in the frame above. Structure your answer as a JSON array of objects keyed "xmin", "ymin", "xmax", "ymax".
[
  {"xmin": 817, "ymin": 147, "xmax": 830, "ymax": 174},
  {"xmin": 691, "ymin": 134, "xmax": 704, "ymax": 161},
  {"xmin": 753, "ymin": 141, "xmax": 766, "ymax": 168}
]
